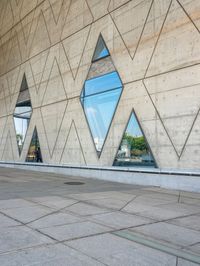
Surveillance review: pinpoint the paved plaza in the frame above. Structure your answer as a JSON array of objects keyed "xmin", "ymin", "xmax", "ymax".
[{"xmin": 0, "ymin": 167, "xmax": 199, "ymax": 265}]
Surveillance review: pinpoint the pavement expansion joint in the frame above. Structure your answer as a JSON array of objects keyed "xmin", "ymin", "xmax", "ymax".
[{"xmin": 112, "ymin": 230, "xmax": 200, "ymax": 265}]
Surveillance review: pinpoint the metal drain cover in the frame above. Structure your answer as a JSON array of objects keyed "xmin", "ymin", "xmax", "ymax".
[{"xmin": 64, "ymin": 181, "xmax": 85, "ymax": 185}]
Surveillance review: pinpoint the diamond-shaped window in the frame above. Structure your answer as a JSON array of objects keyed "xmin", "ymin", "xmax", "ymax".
[
  {"xmin": 113, "ymin": 111, "xmax": 157, "ymax": 168},
  {"xmin": 13, "ymin": 74, "xmax": 32, "ymax": 155},
  {"xmin": 81, "ymin": 35, "xmax": 123, "ymax": 156}
]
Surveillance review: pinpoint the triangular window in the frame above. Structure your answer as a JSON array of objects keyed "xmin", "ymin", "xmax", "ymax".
[
  {"xmin": 92, "ymin": 35, "xmax": 109, "ymax": 61},
  {"xmin": 13, "ymin": 74, "xmax": 32, "ymax": 155},
  {"xmin": 26, "ymin": 127, "xmax": 43, "ymax": 163},
  {"xmin": 113, "ymin": 111, "xmax": 156, "ymax": 168}
]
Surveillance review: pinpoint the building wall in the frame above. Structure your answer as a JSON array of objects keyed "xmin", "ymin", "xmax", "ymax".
[{"xmin": 0, "ymin": 0, "xmax": 200, "ymax": 170}]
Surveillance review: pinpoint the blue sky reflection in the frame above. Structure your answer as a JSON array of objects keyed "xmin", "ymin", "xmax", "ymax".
[{"xmin": 82, "ymin": 71, "xmax": 122, "ymax": 152}]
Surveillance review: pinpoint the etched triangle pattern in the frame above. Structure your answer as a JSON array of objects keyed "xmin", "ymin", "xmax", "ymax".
[
  {"xmin": 61, "ymin": 0, "xmax": 93, "ymax": 39},
  {"xmin": 0, "ymin": 87, "xmax": 6, "ymax": 117},
  {"xmin": 29, "ymin": 12, "xmax": 51, "ymax": 58},
  {"xmin": 110, "ymin": 0, "xmax": 153, "ymax": 58},
  {"xmin": 86, "ymin": 0, "xmax": 110, "ymax": 20},
  {"xmin": 0, "ymin": 117, "xmax": 7, "ymax": 148},
  {"xmin": 26, "ymin": 127, "xmax": 43, "ymax": 162},
  {"xmin": 41, "ymin": 101, "xmax": 67, "ymax": 157},
  {"xmin": 144, "ymin": 63, "xmax": 200, "ymax": 157},
  {"xmin": 1, "ymin": 2, "xmax": 13, "ymax": 34},
  {"xmin": 81, "ymin": 35, "xmax": 123, "ymax": 156},
  {"xmin": 6, "ymin": 66, "xmax": 20, "ymax": 96},
  {"xmin": 21, "ymin": 10, "xmax": 35, "ymax": 44},
  {"xmin": 6, "ymin": 32, "xmax": 21, "ymax": 71},
  {"xmin": 108, "ymin": 0, "xmax": 131, "ymax": 11},
  {"xmin": 13, "ymin": 74, "xmax": 32, "ymax": 155},
  {"xmin": 146, "ymin": 0, "xmax": 200, "ymax": 77},
  {"xmin": 178, "ymin": 0, "xmax": 200, "ymax": 31},
  {"xmin": 62, "ymin": 26, "xmax": 90, "ymax": 79},
  {"xmin": 2, "ymin": 131, "xmax": 14, "ymax": 161},
  {"xmin": 42, "ymin": 58, "xmax": 66, "ymax": 105},
  {"xmin": 61, "ymin": 121, "xmax": 86, "ymax": 165},
  {"xmin": 29, "ymin": 49, "xmax": 49, "ymax": 93},
  {"xmin": 113, "ymin": 111, "xmax": 156, "ymax": 167},
  {"xmin": 49, "ymin": 0, "xmax": 63, "ymax": 23}
]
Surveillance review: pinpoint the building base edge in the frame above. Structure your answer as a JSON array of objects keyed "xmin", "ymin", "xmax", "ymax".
[{"xmin": 0, "ymin": 161, "xmax": 200, "ymax": 193}]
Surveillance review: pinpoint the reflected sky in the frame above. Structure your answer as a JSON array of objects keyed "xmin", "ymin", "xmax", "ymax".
[
  {"xmin": 114, "ymin": 112, "xmax": 156, "ymax": 167},
  {"xmin": 83, "ymin": 71, "xmax": 122, "ymax": 97},
  {"xmin": 92, "ymin": 35, "xmax": 109, "ymax": 61},
  {"xmin": 126, "ymin": 113, "xmax": 143, "ymax": 137},
  {"xmin": 82, "ymin": 71, "xmax": 122, "ymax": 152}
]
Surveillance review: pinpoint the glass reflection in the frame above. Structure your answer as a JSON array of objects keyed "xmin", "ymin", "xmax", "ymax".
[
  {"xmin": 26, "ymin": 128, "xmax": 42, "ymax": 162},
  {"xmin": 92, "ymin": 35, "xmax": 109, "ymax": 61},
  {"xmin": 81, "ymin": 71, "xmax": 122, "ymax": 154},
  {"xmin": 13, "ymin": 101, "xmax": 32, "ymax": 154},
  {"xmin": 82, "ymin": 72, "xmax": 122, "ymax": 97},
  {"xmin": 114, "ymin": 113, "xmax": 156, "ymax": 168}
]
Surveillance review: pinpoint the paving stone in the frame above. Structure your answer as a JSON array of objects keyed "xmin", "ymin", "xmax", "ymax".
[
  {"xmin": 123, "ymin": 202, "xmax": 182, "ymax": 220},
  {"xmin": 179, "ymin": 197, "xmax": 200, "ymax": 206},
  {"xmin": 0, "ymin": 226, "xmax": 54, "ymax": 254},
  {"xmin": 142, "ymin": 187, "xmax": 180, "ymax": 196},
  {"xmin": 0, "ymin": 213, "xmax": 21, "ymax": 227},
  {"xmin": 67, "ymin": 233, "xmax": 176, "ymax": 266},
  {"xmin": 39, "ymin": 221, "xmax": 111, "ymax": 241},
  {"xmin": 0, "ymin": 199, "xmax": 36, "ymax": 210},
  {"xmin": 156, "ymin": 203, "xmax": 200, "ymax": 215},
  {"xmin": 89, "ymin": 211, "xmax": 154, "ymax": 229},
  {"xmin": 131, "ymin": 222, "xmax": 200, "ymax": 248},
  {"xmin": 29, "ymin": 212, "xmax": 84, "ymax": 229},
  {"xmin": 65, "ymin": 202, "xmax": 110, "ymax": 216},
  {"xmin": 69, "ymin": 191, "xmax": 134, "ymax": 201},
  {"xmin": 1, "ymin": 205, "xmax": 54, "ymax": 223},
  {"xmin": 180, "ymin": 192, "xmax": 200, "ymax": 200},
  {"xmin": 124, "ymin": 202, "xmax": 200, "ymax": 221},
  {"xmin": 123, "ymin": 202, "xmax": 156, "ymax": 213},
  {"xmin": 0, "ymin": 243, "xmax": 104, "ymax": 266},
  {"xmin": 28, "ymin": 196, "xmax": 78, "ymax": 209},
  {"xmin": 86, "ymin": 197, "xmax": 130, "ymax": 210},
  {"xmin": 127, "ymin": 194, "xmax": 177, "ymax": 206},
  {"xmin": 0, "ymin": 167, "xmax": 199, "ymax": 265},
  {"xmin": 184, "ymin": 243, "xmax": 200, "ymax": 255},
  {"xmin": 168, "ymin": 214, "xmax": 200, "ymax": 231},
  {"xmin": 178, "ymin": 258, "xmax": 200, "ymax": 266}
]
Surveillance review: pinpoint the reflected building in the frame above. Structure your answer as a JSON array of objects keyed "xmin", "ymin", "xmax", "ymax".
[
  {"xmin": 114, "ymin": 112, "xmax": 156, "ymax": 168},
  {"xmin": 13, "ymin": 74, "xmax": 32, "ymax": 155},
  {"xmin": 26, "ymin": 128, "xmax": 42, "ymax": 163}
]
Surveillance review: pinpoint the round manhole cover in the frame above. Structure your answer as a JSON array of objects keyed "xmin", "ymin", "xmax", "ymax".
[{"xmin": 64, "ymin": 181, "xmax": 85, "ymax": 185}]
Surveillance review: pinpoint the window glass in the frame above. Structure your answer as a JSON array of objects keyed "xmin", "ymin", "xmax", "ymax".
[
  {"xmin": 26, "ymin": 128, "xmax": 42, "ymax": 163},
  {"xmin": 13, "ymin": 74, "xmax": 32, "ymax": 155},
  {"xmin": 82, "ymin": 87, "xmax": 122, "ymax": 154},
  {"xmin": 113, "ymin": 113, "xmax": 156, "ymax": 167},
  {"xmin": 82, "ymin": 72, "xmax": 122, "ymax": 98},
  {"xmin": 92, "ymin": 35, "xmax": 109, "ymax": 61},
  {"xmin": 81, "ymin": 35, "xmax": 123, "ymax": 156}
]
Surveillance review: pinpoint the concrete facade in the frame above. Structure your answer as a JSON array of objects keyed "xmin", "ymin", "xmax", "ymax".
[{"xmin": 0, "ymin": 0, "xmax": 200, "ymax": 172}]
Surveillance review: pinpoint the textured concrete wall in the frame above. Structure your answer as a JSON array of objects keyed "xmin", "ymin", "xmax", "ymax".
[{"xmin": 0, "ymin": 0, "xmax": 200, "ymax": 171}]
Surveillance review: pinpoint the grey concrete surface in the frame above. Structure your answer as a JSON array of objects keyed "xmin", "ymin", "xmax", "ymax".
[{"xmin": 0, "ymin": 167, "xmax": 200, "ymax": 266}]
